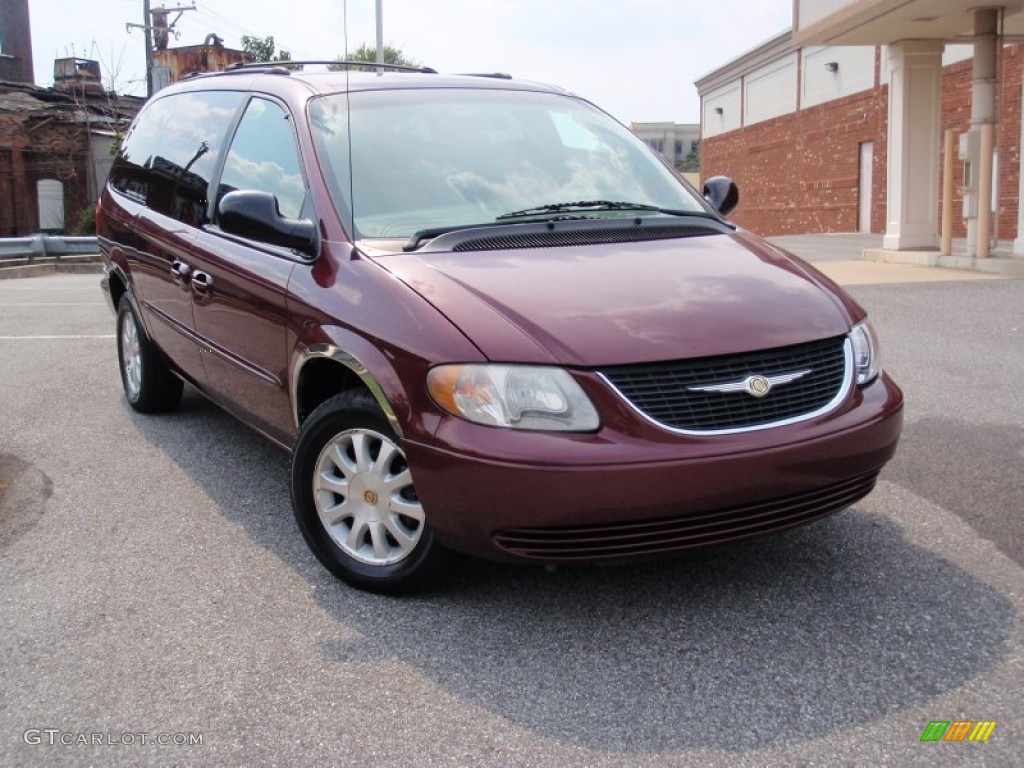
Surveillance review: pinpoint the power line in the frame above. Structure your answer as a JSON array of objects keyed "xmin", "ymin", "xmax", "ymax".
[{"xmin": 189, "ymin": 6, "xmax": 322, "ymax": 60}]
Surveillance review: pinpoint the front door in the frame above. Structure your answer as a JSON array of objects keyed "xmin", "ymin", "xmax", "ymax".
[{"xmin": 191, "ymin": 96, "xmax": 308, "ymax": 443}]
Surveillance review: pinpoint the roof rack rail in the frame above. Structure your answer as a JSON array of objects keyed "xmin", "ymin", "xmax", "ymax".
[
  {"xmin": 188, "ymin": 65, "xmax": 293, "ymax": 79},
  {"xmin": 458, "ymin": 73, "xmax": 513, "ymax": 79},
  {"xmin": 224, "ymin": 60, "xmax": 437, "ymax": 74}
]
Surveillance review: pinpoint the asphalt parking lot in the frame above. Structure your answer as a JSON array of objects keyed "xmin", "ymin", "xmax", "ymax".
[{"xmin": 1, "ymin": 258, "xmax": 1022, "ymax": 766}]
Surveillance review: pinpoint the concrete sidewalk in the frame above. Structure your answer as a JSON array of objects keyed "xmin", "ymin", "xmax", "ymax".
[
  {"xmin": 768, "ymin": 232, "xmax": 1022, "ymax": 284},
  {"xmin": 768, "ymin": 233, "xmax": 884, "ymax": 262}
]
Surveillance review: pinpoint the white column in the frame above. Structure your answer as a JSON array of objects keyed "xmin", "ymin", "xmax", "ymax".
[{"xmin": 883, "ymin": 40, "xmax": 943, "ymax": 251}]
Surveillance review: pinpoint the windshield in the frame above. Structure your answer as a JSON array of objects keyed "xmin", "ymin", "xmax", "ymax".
[{"xmin": 308, "ymin": 87, "xmax": 711, "ymax": 243}]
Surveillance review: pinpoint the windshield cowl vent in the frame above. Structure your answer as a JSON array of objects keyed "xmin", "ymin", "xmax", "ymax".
[{"xmin": 451, "ymin": 224, "xmax": 722, "ymax": 252}]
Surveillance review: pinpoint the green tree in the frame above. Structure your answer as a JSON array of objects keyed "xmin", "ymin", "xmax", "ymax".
[
  {"xmin": 678, "ymin": 141, "xmax": 700, "ymax": 173},
  {"xmin": 240, "ymin": 34, "xmax": 275, "ymax": 62},
  {"xmin": 329, "ymin": 43, "xmax": 420, "ymax": 71},
  {"xmin": 240, "ymin": 35, "xmax": 295, "ymax": 65}
]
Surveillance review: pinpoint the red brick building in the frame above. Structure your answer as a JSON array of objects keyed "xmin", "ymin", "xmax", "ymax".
[
  {"xmin": 697, "ymin": 35, "xmax": 1024, "ymax": 243},
  {"xmin": 695, "ymin": 3, "xmax": 1024, "ymax": 267},
  {"xmin": 1, "ymin": 0, "xmax": 250, "ymax": 235},
  {"xmin": 0, "ymin": 79, "xmax": 141, "ymax": 236}
]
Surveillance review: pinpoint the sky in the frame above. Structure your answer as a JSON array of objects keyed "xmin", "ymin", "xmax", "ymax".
[{"xmin": 24, "ymin": 0, "xmax": 793, "ymax": 124}]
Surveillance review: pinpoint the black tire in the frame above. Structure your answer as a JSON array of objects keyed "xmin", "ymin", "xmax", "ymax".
[
  {"xmin": 116, "ymin": 294, "xmax": 184, "ymax": 413},
  {"xmin": 291, "ymin": 389, "xmax": 451, "ymax": 594}
]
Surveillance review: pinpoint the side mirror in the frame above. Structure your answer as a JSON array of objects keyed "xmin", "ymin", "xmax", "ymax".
[
  {"xmin": 703, "ymin": 176, "xmax": 739, "ymax": 217},
  {"xmin": 218, "ymin": 190, "xmax": 318, "ymax": 256}
]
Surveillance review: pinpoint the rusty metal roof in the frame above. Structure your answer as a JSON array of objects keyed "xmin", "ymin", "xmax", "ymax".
[{"xmin": 0, "ymin": 79, "xmax": 142, "ymax": 119}]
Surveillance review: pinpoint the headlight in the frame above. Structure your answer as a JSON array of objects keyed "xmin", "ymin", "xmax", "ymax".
[
  {"xmin": 427, "ymin": 364, "xmax": 600, "ymax": 431},
  {"xmin": 849, "ymin": 321, "xmax": 881, "ymax": 385}
]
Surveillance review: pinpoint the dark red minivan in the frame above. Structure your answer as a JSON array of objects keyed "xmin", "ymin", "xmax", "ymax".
[{"xmin": 98, "ymin": 63, "xmax": 902, "ymax": 592}]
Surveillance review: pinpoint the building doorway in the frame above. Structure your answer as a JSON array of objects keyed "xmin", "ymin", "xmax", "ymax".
[
  {"xmin": 858, "ymin": 142, "xmax": 873, "ymax": 233},
  {"xmin": 37, "ymin": 179, "xmax": 65, "ymax": 233}
]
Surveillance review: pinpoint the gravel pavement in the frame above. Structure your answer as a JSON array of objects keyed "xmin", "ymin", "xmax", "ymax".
[{"xmin": 1, "ymin": 268, "xmax": 1022, "ymax": 766}]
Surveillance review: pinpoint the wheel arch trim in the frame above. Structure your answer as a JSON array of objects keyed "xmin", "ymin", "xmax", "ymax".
[
  {"xmin": 109, "ymin": 267, "xmax": 146, "ymax": 334},
  {"xmin": 103, "ymin": 260, "xmax": 130, "ymax": 308},
  {"xmin": 291, "ymin": 342, "xmax": 404, "ymax": 438}
]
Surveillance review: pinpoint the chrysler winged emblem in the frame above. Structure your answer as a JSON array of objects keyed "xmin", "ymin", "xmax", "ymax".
[{"xmin": 687, "ymin": 369, "xmax": 811, "ymax": 399}]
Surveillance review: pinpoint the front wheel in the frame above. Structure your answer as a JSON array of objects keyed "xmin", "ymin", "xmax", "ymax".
[{"xmin": 290, "ymin": 390, "xmax": 451, "ymax": 593}]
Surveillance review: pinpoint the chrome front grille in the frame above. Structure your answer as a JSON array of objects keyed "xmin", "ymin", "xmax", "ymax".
[{"xmin": 599, "ymin": 335, "xmax": 849, "ymax": 433}]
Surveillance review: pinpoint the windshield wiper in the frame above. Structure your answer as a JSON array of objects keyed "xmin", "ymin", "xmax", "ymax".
[
  {"xmin": 403, "ymin": 203, "xmax": 723, "ymax": 252},
  {"xmin": 496, "ymin": 200, "xmax": 713, "ymax": 221},
  {"xmin": 404, "ymin": 224, "xmax": 481, "ymax": 252}
]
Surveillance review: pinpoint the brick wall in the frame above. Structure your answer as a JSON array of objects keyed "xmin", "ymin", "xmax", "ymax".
[
  {"xmin": 0, "ymin": 113, "xmax": 91, "ymax": 236},
  {"xmin": 702, "ymin": 44, "xmax": 1024, "ymax": 240},
  {"xmin": 941, "ymin": 45, "xmax": 1024, "ymax": 240},
  {"xmin": 702, "ymin": 85, "xmax": 888, "ymax": 237},
  {"xmin": 999, "ymin": 46, "xmax": 1023, "ymax": 243}
]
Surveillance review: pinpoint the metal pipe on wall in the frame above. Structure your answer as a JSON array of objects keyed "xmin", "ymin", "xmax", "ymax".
[
  {"xmin": 978, "ymin": 122, "xmax": 995, "ymax": 258},
  {"xmin": 972, "ymin": 7, "xmax": 998, "ymax": 258},
  {"xmin": 941, "ymin": 129, "xmax": 954, "ymax": 256}
]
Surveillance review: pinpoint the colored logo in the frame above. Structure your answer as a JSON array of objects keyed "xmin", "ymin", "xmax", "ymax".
[{"xmin": 920, "ymin": 720, "xmax": 997, "ymax": 742}]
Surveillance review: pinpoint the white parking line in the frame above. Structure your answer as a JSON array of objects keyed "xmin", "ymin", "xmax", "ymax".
[
  {"xmin": 0, "ymin": 334, "xmax": 115, "ymax": 340},
  {"xmin": 0, "ymin": 305, "xmax": 104, "ymax": 309},
  {"xmin": 0, "ymin": 286, "xmax": 100, "ymax": 290}
]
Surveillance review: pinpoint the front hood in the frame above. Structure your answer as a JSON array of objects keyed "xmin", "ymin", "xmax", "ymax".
[{"xmin": 376, "ymin": 231, "xmax": 857, "ymax": 366}]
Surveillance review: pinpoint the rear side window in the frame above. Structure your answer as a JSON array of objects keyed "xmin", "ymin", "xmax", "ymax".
[{"xmin": 109, "ymin": 90, "xmax": 243, "ymax": 227}]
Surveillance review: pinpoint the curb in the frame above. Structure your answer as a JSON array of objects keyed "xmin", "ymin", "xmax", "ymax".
[
  {"xmin": 0, "ymin": 256, "xmax": 103, "ymax": 280},
  {"xmin": 863, "ymin": 248, "xmax": 1024, "ymax": 277}
]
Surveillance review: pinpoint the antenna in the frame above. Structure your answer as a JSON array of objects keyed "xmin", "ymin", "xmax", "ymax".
[{"xmin": 344, "ymin": 0, "xmax": 355, "ymax": 233}]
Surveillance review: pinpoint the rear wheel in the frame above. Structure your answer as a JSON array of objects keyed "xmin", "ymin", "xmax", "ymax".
[
  {"xmin": 116, "ymin": 295, "xmax": 183, "ymax": 413},
  {"xmin": 291, "ymin": 389, "xmax": 451, "ymax": 593}
]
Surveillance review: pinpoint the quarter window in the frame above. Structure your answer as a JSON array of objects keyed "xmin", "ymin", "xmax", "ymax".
[
  {"xmin": 217, "ymin": 97, "xmax": 305, "ymax": 220},
  {"xmin": 109, "ymin": 90, "xmax": 243, "ymax": 226}
]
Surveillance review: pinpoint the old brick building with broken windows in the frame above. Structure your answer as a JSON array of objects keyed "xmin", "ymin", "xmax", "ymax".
[{"xmin": 0, "ymin": 73, "xmax": 142, "ymax": 236}]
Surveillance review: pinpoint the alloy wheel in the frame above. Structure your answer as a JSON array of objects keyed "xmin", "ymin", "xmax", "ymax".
[
  {"xmin": 313, "ymin": 428, "xmax": 424, "ymax": 566},
  {"xmin": 120, "ymin": 310, "xmax": 142, "ymax": 400}
]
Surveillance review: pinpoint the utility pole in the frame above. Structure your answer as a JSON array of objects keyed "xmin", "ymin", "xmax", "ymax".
[
  {"xmin": 375, "ymin": 0, "xmax": 384, "ymax": 71},
  {"xmin": 142, "ymin": 0, "xmax": 154, "ymax": 97},
  {"xmin": 126, "ymin": 1, "xmax": 196, "ymax": 97}
]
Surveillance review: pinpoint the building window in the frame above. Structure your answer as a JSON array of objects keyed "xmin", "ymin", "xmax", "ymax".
[{"xmin": 37, "ymin": 179, "xmax": 65, "ymax": 232}]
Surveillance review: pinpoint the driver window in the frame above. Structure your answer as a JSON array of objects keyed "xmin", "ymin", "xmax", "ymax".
[{"xmin": 218, "ymin": 97, "xmax": 305, "ymax": 220}]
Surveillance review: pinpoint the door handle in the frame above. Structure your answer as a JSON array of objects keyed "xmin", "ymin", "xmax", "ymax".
[
  {"xmin": 191, "ymin": 270, "xmax": 213, "ymax": 297},
  {"xmin": 170, "ymin": 260, "xmax": 191, "ymax": 288}
]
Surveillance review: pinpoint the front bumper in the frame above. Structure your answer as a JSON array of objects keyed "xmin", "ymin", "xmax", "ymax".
[{"xmin": 404, "ymin": 373, "xmax": 903, "ymax": 563}]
